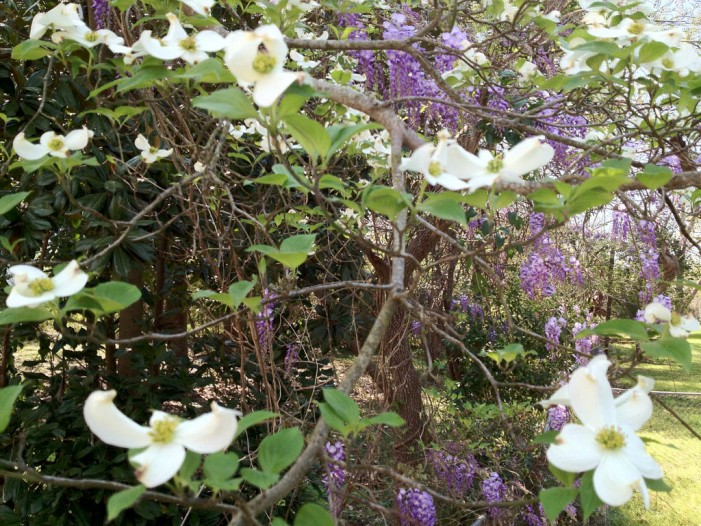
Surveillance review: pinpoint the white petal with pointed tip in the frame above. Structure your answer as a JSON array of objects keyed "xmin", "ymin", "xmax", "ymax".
[
  {"xmin": 643, "ymin": 302, "xmax": 671, "ymax": 323},
  {"xmin": 135, "ymin": 134, "xmax": 151, "ymax": 151},
  {"xmin": 181, "ymin": 0, "xmax": 215, "ymax": 16},
  {"xmin": 614, "ymin": 384, "xmax": 653, "ymax": 431},
  {"xmin": 593, "ymin": 452, "xmax": 640, "ymax": 506},
  {"xmin": 253, "ymin": 71, "xmax": 300, "ymax": 107},
  {"xmin": 196, "ymin": 31, "xmax": 226, "ymax": 52},
  {"xmin": 83, "ymin": 390, "xmax": 152, "ymax": 448},
  {"xmin": 13, "ymin": 133, "xmax": 49, "ymax": 160},
  {"xmin": 175, "ymin": 402, "xmax": 240, "ymax": 453},
  {"xmin": 51, "ymin": 260, "xmax": 89, "ymax": 297},
  {"xmin": 503, "ymin": 136, "xmax": 554, "ymax": 176},
  {"xmin": 132, "ymin": 443, "xmax": 186, "ymax": 488},
  {"xmin": 547, "ymin": 423, "xmax": 602, "ymax": 472},
  {"xmin": 569, "ymin": 355, "xmax": 616, "ymax": 429},
  {"xmin": 63, "ymin": 127, "xmax": 92, "ymax": 150}
]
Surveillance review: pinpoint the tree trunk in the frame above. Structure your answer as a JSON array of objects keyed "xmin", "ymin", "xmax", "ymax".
[{"xmin": 117, "ymin": 268, "xmax": 144, "ymax": 378}]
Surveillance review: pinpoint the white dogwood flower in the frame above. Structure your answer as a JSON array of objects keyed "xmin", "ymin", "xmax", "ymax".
[
  {"xmin": 400, "ymin": 130, "xmax": 473, "ymax": 190},
  {"xmin": 6, "ymin": 260, "xmax": 88, "ymax": 308},
  {"xmin": 30, "ymin": 2, "xmax": 84, "ymax": 40},
  {"xmin": 223, "ymin": 24, "xmax": 302, "ymax": 107},
  {"xmin": 135, "ymin": 134, "xmax": 173, "ymax": 164},
  {"xmin": 84, "ymin": 390, "xmax": 241, "ymax": 488},
  {"xmin": 51, "ymin": 24, "xmax": 125, "ymax": 50},
  {"xmin": 643, "ymin": 302, "xmax": 700, "ymax": 338},
  {"xmin": 457, "ymin": 136, "xmax": 554, "ymax": 190},
  {"xmin": 139, "ymin": 13, "xmax": 225, "ymax": 65},
  {"xmin": 544, "ymin": 355, "xmax": 663, "ymax": 508},
  {"xmin": 13, "ymin": 126, "xmax": 93, "ymax": 160}
]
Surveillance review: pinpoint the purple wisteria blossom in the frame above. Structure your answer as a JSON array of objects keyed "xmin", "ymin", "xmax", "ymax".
[
  {"xmin": 411, "ymin": 320, "xmax": 422, "ymax": 336},
  {"xmin": 571, "ymin": 320, "xmax": 597, "ymax": 366},
  {"xmin": 284, "ymin": 343, "xmax": 300, "ymax": 374},
  {"xmin": 520, "ymin": 214, "xmax": 581, "ymax": 297},
  {"xmin": 521, "ymin": 504, "xmax": 546, "ymax": 526},
  {"xmin": 427, "ymin": 448, "xmax": 477, "ymax": 498},
  {"xmin": 435, "ymin": 26, "xmax": 469, "ymax": 72},
  {"xmin": 545, "ymin": 404, "xmax": 569, "ymax": 432},
  {"xmin": 482, "ymin": 471, "xmax": 507, "ymax": 519},
  {"xmin": 545, "ymin": 316, "xmax": 567, "ymax": 352},
  {"xmin": 381, "ymin": 12, "xmax": 459, "ymax": 130},
  {"xmin": 324, "ymin": 441, "xmax": 346, "ymax": 517},
  {"xmin": 255, "ymin": 289, "xmax": 277, "ymax": 353},
  {"xmin": 397, "ymin": 488, "xmax": 437, "ymax": 526},
  {"xmin": 339, "ymin": 14, "xmax": 382, "ymax": 92},
  {"xmin": 92, "ymin": 0, "xmax": 110, "ymax": 29},
  {"xmin": 611, "ymin": 210, "xmax": 631, "ymax": 242}
]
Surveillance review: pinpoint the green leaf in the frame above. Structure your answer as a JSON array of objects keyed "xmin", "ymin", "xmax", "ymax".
[
  {"xmin": 539, "ymin": 487, "xmax": 579, "ymax": 524},
  {"xmin": 484, "ymin": 343, "xmax": 534, "ymax": 364},
  {"xmin": 106, "ymin": 485, "xmax": 146, "ymax": 522},
  {"xmin": 203, "ymin": 452, "xmax": 239, "ymax": 481},
  {"xmin": 318, "ymin": 403, "xmax": 348, "ymax": 433},
  {"xmin": 0, "ymin": 385, "xmax": 23, "ymax": 433},
  {"xmin": 322, "ymin": 389, "xmax": 360, "ymax": 423},
  {"xmin": 637, "ymin": 164, "xmax": 673, "ymax": 190},
  {"xmin": 192, "ymin": 88, "xmax": 258, "ymax": 120},
  {"xmin": 492, "ymin": 191, "xmax": 517, "ymax": 210},
  {"xmin": 0, "ymin": 307, "xmax": 54, "ymax": 325},
  {"xmin": 645, "ymin": 477, "xmax": 671, "ymax": 492},
  {"xmin": 240, "ymin": 468, "xmax": 279, "ymax": 489},
  {"xmin": 11, "ymin": 40, "xmax": 53, "ymax": 61},
  {"xmin": 462, "ymin": 188, "xmax": 489, "ymax": 209},
  {"xmin": 533, "ymin": 430, "xmax": 559, "ymax": 445},
  {"xmin": 326, "ymin": 123, "xmax": 383, "ymax": 157},
  {"xmin": 113, "ymin": 66, "xmax": 170, "ymax": 94},
  {"xmin": 228, "ymin": 281, "xmax": 255, "ymax": 308},
  {"xmin": 641, "ymin": 338, "xmax": 692, "ymax": 372},
  {"xmin": 279, "ymin": 234, "xmax": 316, "ymax": 254},
  {"xmin": 528, "ymin": 188, "xmax": 561, "ymax": 205},
  {"xmin": 191, "ymin": 290, "xmax": 235, "ymax": 309},
  {"xmin": 419, "ymin": 193, "xmax": 467, "ymax": 225},
  {"xmin": 364, "ymin": 412, "xmax": 405, "ymax": 427},
  {"xmin": 577, "ymin": 319, "xmax": 648, "ymax": 341},
  {"xmin": 638, "ymin": 41, "xmax": 669, "ymax": 64},
  {"xmin": 178, "ymin": 451, "xmax": 201, "ymax": 481},
  {"xmin": 294, "ymin": 503, "xmax": 334, "ymax": 526},
  {"xmin": 258, "ymin": 428, "xmax": 304, "ymax": 474},
  {"xmin": 271, "ymin": 519, "xmax": 290, "ymax": 526},
  {"xmin": 175, "ymin": 59, "xmax": 236, "ymax": 83},
  {"xmin": 253, "ymin": 173, "xmax": 289, "ymax": 186},
  {"xmin": 572, "ymin": 41, "xmax": 620, "ymax": 56},
  {"xmin": 284, "ymin": 114, "xmax": 331, "ymax": 162},
  {"xmin": 548, "ymin": 464, "xmax": 577, "ymax": 487},
  {"xmin": 234, "ymin": 410, "xmax": 278, "ymax": 439},
  {"xmin": 580, "ymin": 471, "xmax": 604, "ymax": 519},
  {"xmin": 364, "ymin": 186, "xmax": 410, "ymax": 220},
  {"xmin": 0, "ymin": 192, "xmax": 30, "ymax": 215},
  {"xmin": 90, "ymin": 282, "xmax": 142, "ymax": 313}
]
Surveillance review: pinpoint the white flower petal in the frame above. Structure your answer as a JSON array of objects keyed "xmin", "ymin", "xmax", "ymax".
[
  {"xmin": 131, "ymin": 443, "xmax": 186, "ymax": 488},
  {"xmin": 547, "ymin": 423, "xmax": 602, "ymax": 472},
  {"xmin": 6, "ymin": 289, "xmax": 55, "ymax": 308},
  {"xmin": 181, "ymin": 0, "xmax": 215, "ymax": 16},
  {"xmin": 622, "ymin": 429, "xmax": 663, "ymax": 480},
  {"xmin": 399, "ymin": 143, "xmax": 434, "ymax": 173},
  {"xmin": 164, "ymin": 13, "xmax": 189, "ymax": 44},
  {"xmin": 224, "ymin": 31, "xmax": 264, "ymax": 83},
  {"xmin": 175, "ymin": 402, "xmax": 240, "ymax": 453},
  {"xmin": 503, "ymin": 136, "xmax": 554, "ymax": 176},
  {"xmin": 569, "ymin": 354, "xmax": 617, "ymax": 429},
  {"xmin": 13, "ymin": 133, "xmax": 49, "ymax": 160},
  {"xmin": 51, "ymin": 260, "xmax": 89, "ymax": 297},
  {"xmin": 680, "ymin": 315, "xmax": 700, "ymax": 333},
  {"xmin": 135, "ymin": 134, "xmax": 150, "ymax": 152},
  {"xmin": 196, "ymin": 31, "xmax": 226, "ymax": 52},
  {"xmin": 643, "ymin": 302, "xmax": 671, "ymax": 323},
  {"xmin": 63, "ymin": 127, "xmax": 93, "ymax": 151},
  {"xmin": 181, "ymin": 49, "xmax": 209, "ymax": 65},
  {"xmin": 139, "ymin": 31, "xmax": 184, "ymax": 61},
  {"xmin": 593, "ymin": 452, "xmax": 641, "ymax": 506},
  {"xmin": 8, "ymin": 264, "xmax": 50, "ymax": 283},
  {"xmin": 445, "ymin": 143, "xmax": 483, "ymax": 176},
  {"xmin": 430, "ymin": 172, "xmax": 472, "ymax": 190},
  {"xmin": 83, "ymin": 390, "xmax": 152, "ymax": 448},
  {"xmin": 540, "ymin": 383, "xmax": 571, "ymax": 408},
  {"xmin": 253, "ymin": 71, "xmax": 300, "ymax": 107},
  {"xmin": 614, "ymin": 383, "xmax": 653, "ymax": 431}
]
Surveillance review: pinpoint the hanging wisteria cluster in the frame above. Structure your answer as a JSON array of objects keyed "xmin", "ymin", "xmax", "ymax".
[
  {"xmin": 396, "ymin": 488, "xmax": 437, "ymax": 526},
  {"xmin": 427, "ymin": 447, "xmax": 477, "ymax": 498},
  {"xmin": 481, "ymin": 471, "xmax": 507, "ymax": 520},
  {"xmin": 324, "ymin": 441, "xmax": 346, "ymax": 517}
]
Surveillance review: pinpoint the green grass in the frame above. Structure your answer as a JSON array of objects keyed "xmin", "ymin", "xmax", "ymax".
[{"xmin": 609, "ymin": 334, "xmax": 701, "ymax": 526}]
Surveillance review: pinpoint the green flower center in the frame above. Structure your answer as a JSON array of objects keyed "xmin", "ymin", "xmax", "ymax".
[
  {"xmin": 47, "ymin": 137, "xmax": 65, "ymax": 152},
  {"xmin": 661, "ymin": 57, "xmax": 674, "ymax": 69},
  {"xmin": 149, "ymin": 416, "xmax": 179, "ymax": 444},
  {"xmin": 179, "ymin": 36, "xmax": 197, "ymax": 52},
  {"xmin": 85, "ymin": 31, "xmax": 99, "ymax": 43},
  {"xmin": 628, "ymin": 22, "xmax": 645, "ymax": 36},
  {"xmin": 252, "ymin": 52, "xmax": 277, "ymax": 74},
  {"xmin": 596, "ymin": 426, "xmax": 626, "ymax": 450},
  {"xmin": 149, "ymin": 146, "xmax": 159, "ymax": 154},
  {"xmin": 27, "ymin": 277, "xmax": 55, "ymax": 296},
  {"xmin": 428, "ymin": 160, "xmax": 443, "ymax": 177},
  {"xmin": 670, "ymin": 312, "xmax": 682, "ymax": 325},
  {"xmin": 487, "ymin": 157, "xmax": 504, "ymax": 173}
]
